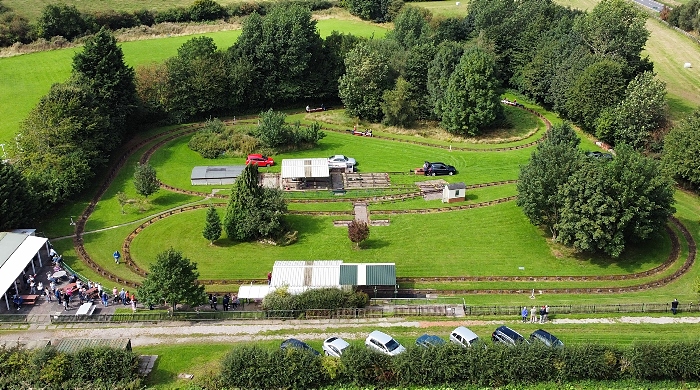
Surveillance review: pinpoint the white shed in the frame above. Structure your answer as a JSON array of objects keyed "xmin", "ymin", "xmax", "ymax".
[{"xmin": 442, "ymin": 182, "xmax": 466, "ymax": 203}]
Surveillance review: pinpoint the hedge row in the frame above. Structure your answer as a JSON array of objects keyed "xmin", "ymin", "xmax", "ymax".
[
  {"xmin": 208, "ymin": 342, "xmax": 700, "ymax": 389},
  {"xmin": 0, "ymin": 345, "xmax": 141, "ymax": 389},
  {"xmin": 262, "ymin": 287, "xmax": 369, "ymax": 313}
]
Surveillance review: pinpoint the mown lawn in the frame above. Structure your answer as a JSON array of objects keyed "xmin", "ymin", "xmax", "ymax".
[{"xmin": 128, "ymin": 201, "xmax": 669, "ymax": 280}]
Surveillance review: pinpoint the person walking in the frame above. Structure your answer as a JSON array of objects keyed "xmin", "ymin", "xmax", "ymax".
[
  {"xmin": 521, "ymin": 306, "xmax": 528, "ymax": 323},
  {"xmin": 672, "ymin": 299, "xmax": 679, "ymax": 315}
]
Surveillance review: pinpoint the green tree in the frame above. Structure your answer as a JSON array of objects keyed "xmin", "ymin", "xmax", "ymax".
[
  {"xmin": 427, "ymin": 41, "xmax": 464, "ymax": 120},
  {"xmin": 0, "ymin": 11, "xmax": 33, "ymax": 46},
  {"xmin": 564, "ymin": 58, "xmax": 626, "ymax": 132},
  {"xmin": 137, "ymin": 248, "xmax": 207, "ymax": 311},
  {"xmin": 0, "ymin": 161, "xmax": 35, "ymax": 230},
  {"xmin": 229, "ymin": 4, "xmax": 326, "ymax": 106},
  {"xmin": 662, "ymin": 109, "xmax": 700, "ymax": 189},
  {"xmin": 348, "ymin": 220, "xmax": 370, "ymax": 248},
  {"xmin": 388, "ymin": 6, "xmax": 432, "ymax": 49},
  {"xmin": 403, "ymin": 42, "xmax": 437, "ymax": 119},
  {"xmin": 573, "ymin": 0, "xmax": 649, "ymax": 63},
  {"xmin": 203, "ymin": 205, "xmax": 222, "ymax": 244},
  {"xmin": 440, "ymin": 46, "xmax": 502, "ymax": 136},
  {"xmin": 254, "ymin": 109, "xmax": 292, "ymax": 149},
  {"xmin": 595, "ymin": 71, "xmax": 667, "ymax": 150},
  {"xmin": 72, "ymin": 28, "xmax": 137, "ymax": 150},
  {"xmin": 36, "ymin": 3, "xmax": 90, "ymax": 41},
  {"xmin": 224, "ymin": 164, "xmax": 287, "ymax": 242},
  {"xmin": 338, "ymin": 42, "xmax": 392, "ymax": 122},
  {"xmin": 133, "ymin": 162, "xmax": 159, "ymax": 197},
  {"xmin": 381, "ymin": 77, "xmax": 418, "ymax": 127},
  {"xmin": 188, "ymin": 0, "xmax": 226, "ymax": 21},
  {"xmin": 558, "ymin": 145, "xmax": 675, "ymax": 257},
  {"xmin": 516, "ymin": 123, "xmax": 581, "ymax": 239},
  {"xmin": 346, "ymin": 0, "xmax": 404, "ymax": 22}
]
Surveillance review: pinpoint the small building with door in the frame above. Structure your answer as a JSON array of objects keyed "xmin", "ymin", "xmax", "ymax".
[{"xmin": 442, "ymin": 182, "xmax": 466, "ymax": 203}]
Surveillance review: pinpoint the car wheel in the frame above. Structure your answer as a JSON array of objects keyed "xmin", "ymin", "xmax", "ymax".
[
  {"xmin": 432, "ymin": 172, "xmax": 436, "ymax": 176},
  {"xmin": 449, "ymin": 171, "xmax": 454, "ymax": 176}
]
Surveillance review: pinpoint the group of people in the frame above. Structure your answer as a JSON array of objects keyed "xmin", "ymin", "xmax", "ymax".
[
  {"xmin": 208, "ymin": 294, "xmax": 240, "ymax": 311},
  {"xmin": 521, "ymin": 305, "xmax": 550, "ymax": 323}
]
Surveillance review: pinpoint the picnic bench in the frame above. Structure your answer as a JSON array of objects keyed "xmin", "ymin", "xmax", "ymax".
[{"xmin": 19, "ymin": 295, "xmax": 40, "ymax": 305}]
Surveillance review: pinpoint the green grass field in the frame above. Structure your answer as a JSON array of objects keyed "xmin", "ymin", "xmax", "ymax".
[{"xmin": 0, "ymin": 19, "xmax": 388, "ymax": 145}]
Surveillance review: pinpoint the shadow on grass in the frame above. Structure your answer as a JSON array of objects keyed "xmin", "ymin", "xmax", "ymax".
[
  {"xmin": 361, "ymin": 238, "xmax": 389, "ymax": 250},
  {"xmin": 571, "ymin": 229, "xmax": 670, "ymax": 273}
]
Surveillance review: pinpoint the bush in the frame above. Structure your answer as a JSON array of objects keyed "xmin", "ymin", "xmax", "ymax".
[
  {"xmin": 340, "ymin": 345, "xmax": 395, "ymax": 386},
  {"xmin": 189, "ymin": 0, "xmax": 227, "ymax": 21},
  {"xmin": 92, "ymin": 10, "xmax": 140, "ymax": 30},
  {"xmin": 71, "ymin": 347, "xmax": 140, "ymax": 383},
  {"xmin": 262, "ymin": 287, "xmax": 369, "ymax": 312},
  {"xmin": 624, "ymin": 341, "xmax": 700, "ymax": 380}
]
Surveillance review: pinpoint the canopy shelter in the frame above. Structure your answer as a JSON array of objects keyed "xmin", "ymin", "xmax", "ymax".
[
  {"xmin": 0, "ymin": 232, "xmax": 49, "ymax": 310},
  {"xmin": 239, "ymin": 260, "xmax": 396, "ymax": 300},
  {"xmin": 191, "ymin": 166, "xmax": 246, "ymax": 185}
]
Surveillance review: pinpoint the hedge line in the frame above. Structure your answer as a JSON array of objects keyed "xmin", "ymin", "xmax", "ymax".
[
  {"xmin": 205, "ymin": 342, "xmax": 700, "ymax": 389},
  {"xmin": 0, "ymin": 345, "xmax": 141, "ymax": 389}
]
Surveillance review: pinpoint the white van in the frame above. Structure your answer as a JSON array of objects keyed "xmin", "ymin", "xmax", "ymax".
[{"xmin": 450, "ymin": 326, "xmax": 480, "ymax": 347}]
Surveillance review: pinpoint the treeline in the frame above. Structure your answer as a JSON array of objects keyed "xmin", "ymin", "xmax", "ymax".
[
  {"xmin": 190, "ymin": 341, "xmax": 700, "ymax": 389},
  {"xmin": 0, "ymin": 0, "xmax": 334, "ymax": 47},
  {"xmin": 0, "ymin": 345, "xmax": 141, "ymax": 389},
  {"xmin": 662, "ymin": 1, "xmax": 700, "ymax": 34}
]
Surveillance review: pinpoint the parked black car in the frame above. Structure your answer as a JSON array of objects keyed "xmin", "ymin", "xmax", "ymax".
[
  {"xmin": 529, "ymin": 329, "xmax": 564, "ymax": 348},
  {"xmin": 424, "ymin": 162, "xmax": 457, "ymax": 176},
  {"xmin": 280, "ymin": 338, "xmax": 321, "ymax": 355},
  {"xmin": 492, "ymin": 326, "xmax": 528, "ymax": 346}
]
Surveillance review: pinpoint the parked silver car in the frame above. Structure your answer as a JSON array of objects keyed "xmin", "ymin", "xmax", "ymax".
[
  {"xmin": 328, "ymin": 154, "xmax": 356, "ymax": 169},
  {"xmin": 450, "ymin": 326, "xmax": 481, "ymax": 348},
  {"xmin": 322, "ymin": 336, "xmax": 350, "ymax": 357},
  {"xmin": 365, "ymin": 330, "xmax": 406, "ymax": 356}
]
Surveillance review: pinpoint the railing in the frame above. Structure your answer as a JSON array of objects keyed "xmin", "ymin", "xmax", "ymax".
[
  {"xmin": 464, "ymin": 303, "xmax": 697, "ymax": 316},
  {"xmin": 371, "ymin": 297, "xmax": 467, "ymax": 306},
  {"xmin": 47, "ymin": 308, "xmax": 387, "ymax": 323}
]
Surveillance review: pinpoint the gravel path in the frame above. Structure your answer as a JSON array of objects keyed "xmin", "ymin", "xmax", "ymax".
[{"xmin": 2, "ymin": 316, "xmax": 699, "ymax": 347}]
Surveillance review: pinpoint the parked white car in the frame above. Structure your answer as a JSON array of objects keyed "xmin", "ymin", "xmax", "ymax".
[
  {"xmin": 322, "ymin": 336, "xmax": 350, "ymax": 357},
  {"xmin": 328, "ymin": 155, "xmax": 356, "ymax": 169},
  {"xmin": 450, "ymin": 326, "xmax": 481, "ymax": 348},
  {"xmin": 365, "ymin": 330, "xmax": 406, "ymax": 356}
]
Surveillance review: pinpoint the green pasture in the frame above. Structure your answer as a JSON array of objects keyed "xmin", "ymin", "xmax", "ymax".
[
  {"xmin": 0, "ymin": 19, "xmax": 388, "ymax": 144},
  {"xmin": 128, "ymin": 201, "xmax": 670, "ymax": 280}
]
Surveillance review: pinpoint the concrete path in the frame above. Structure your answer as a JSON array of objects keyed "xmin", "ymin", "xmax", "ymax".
[
  {"xmin": 2, "ymin": 316, "xmax": 699, "ymax": 348},
  {"xmin": 354, "ymin": 202, "xmax": 369, "ymax": 223}
]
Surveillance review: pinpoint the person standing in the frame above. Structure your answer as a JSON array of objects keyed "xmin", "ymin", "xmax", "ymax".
[
  {"xmin": 672, "ymin": 299, "xmax": 679, "ymax": 315},
  {"xmin": 521, "ymin": 306, "xmax": 528, "ymax": 323},
  {"xmin": 212, "ymin": 295, "xmax": 218, "ymax": 311},
  {"xmin": 232, "ymin": 294, "xmax": 239, "ymax": 310},
  {"xmin": 267, "ymin": 272, "xmax": 272, "ymax": 285},
  {"xmin": 530, "ymin": 306, "xmax": 537, "ymax": 323},
  {"xmin": 544, "ymin": 305, "xmax": 550, "ymax": 322},
  {"xmin": 55, "ymin": 289, "xmax": 62, "ymax": 305},
  {"xmin": 113, "ymin": 250, "xmax": 121, "ymax": 264},
  {"xmin": 223, "ymin": 294, "xmax": 230, "ymax": 311},
  {"xmin": 539, "ymin": 306, "xmax": 546, "ymax": 324}
]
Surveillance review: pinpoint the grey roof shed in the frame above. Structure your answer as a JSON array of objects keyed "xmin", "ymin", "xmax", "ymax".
[{"xmin": 191, "ymin": 166, "xmax": 246, "ymax": 185}]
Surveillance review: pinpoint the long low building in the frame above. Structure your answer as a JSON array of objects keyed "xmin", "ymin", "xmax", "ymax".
[
  {"xmin": 191, "ymin": 166, "xmax": 246, "ymax": 185},
  {"xmin": 0, "ymin": 231, "xmax": 50, "ymax": 310},
  {"xmin": 238, "ymin": 260, "xmax": 396, "ymax": 300}
]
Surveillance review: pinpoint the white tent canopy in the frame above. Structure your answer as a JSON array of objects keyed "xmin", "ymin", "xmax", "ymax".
[{"xmin": 0, "ymin": 232, "xmax": 48, "ymax": 310}]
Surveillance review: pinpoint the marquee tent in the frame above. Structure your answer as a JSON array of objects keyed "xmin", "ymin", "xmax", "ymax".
[{"xmin": 0, "ymin": 232, "xmax": 49, "ymax": 310}]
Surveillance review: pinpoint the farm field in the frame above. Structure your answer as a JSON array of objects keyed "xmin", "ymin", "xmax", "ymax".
[{"xmin": 0, "ymin": 19, "xmax": 389, "ymax": 144}]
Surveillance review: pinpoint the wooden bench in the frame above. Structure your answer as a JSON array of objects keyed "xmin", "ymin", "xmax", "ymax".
[{"xmin": 19, "ymin": 295, "xmax": 40, "ymax": 305}]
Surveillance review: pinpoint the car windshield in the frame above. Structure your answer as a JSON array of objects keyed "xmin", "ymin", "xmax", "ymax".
[
  {"xmin": 385, "ymin": 339, "xmax": 400, "ymax": 351},
  {"xmin": 468, "ymin": 337, "xmax": 480, "ymax": 346}
]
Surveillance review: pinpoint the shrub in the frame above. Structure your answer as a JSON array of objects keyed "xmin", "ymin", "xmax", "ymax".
[
  {"xmin": 624, "ymin": 341, "xmax": 700, "ymax": 381},
  {"xmin": 71, "ymin": 347, "xmax": 140, "ymax": 383},
  {"xmin": 133, "ymin": 9, "xmax": 156, "ymax": 26},
  {"xmin": 340, "ymin": 345, "xmax": 395, "ymax": 386},
  {"xmin": 560, "ymin": 344, "xmax": 622, "ymax": 382},
  {"xmin": 189, "ymin": 0, "xmax": 227, "ymax": 21},
  {"xmin": 92, "ymin": 10, "xmax": 140, "ymax": 30},
  {"xmin": 262, "ymin": 287, "xmax": 369, "ymax": 312}
]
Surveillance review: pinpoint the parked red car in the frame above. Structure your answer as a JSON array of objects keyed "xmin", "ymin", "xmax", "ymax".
[{"xmin": 246, "ymin": 154, "xmax": 274, "ymax": 167}]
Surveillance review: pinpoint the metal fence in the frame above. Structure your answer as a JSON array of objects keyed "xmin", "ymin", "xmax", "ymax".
[
  {"xmin": 464, "ymin": 302, "xmax": 696, "ymax": 316},
  {"xmin": 371, "ymin": 297, "xmax": 467, "ymax": 306},
  {"xmin": 47, "ymin": 307, "xmax": 387, "ymax": 323}
]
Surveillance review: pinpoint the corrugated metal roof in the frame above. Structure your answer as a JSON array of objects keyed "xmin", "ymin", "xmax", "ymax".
[
  {"xmin": 53, "ymin": 339, "xmax": 131, "ymax": 353},
  {"xmin": 238, "ymin": 285, "xmax": 272, "ymax": 299},
  {"xmin": 366, "ymin": 264, "xmax": 396, "ymax": 285},
  {"xmin": 339, "ymin": 264, "xmax": 358, "ymax": 285},
  {"xmin": 447, "ymin": 182, "xmax": 467, "ymax": 190},
  {"xmin": 281, "ymin": 159, "xmax": 329, "ymax": 179},
  {"xmin": 271, "ymin": 260, "xmax": 341, "ymax": 288},
  {"xmin": 191, "ymin": 166, "xmax": 245, "ymax": 180}
]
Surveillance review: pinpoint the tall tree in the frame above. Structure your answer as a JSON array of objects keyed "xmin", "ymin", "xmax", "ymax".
[
  {"xmin": 388, "ymin": 6, "xmax": 432, "ymax": 49},
  {"xmin": 72, "ymin": 27, "xmax": 137, "ymax": 150},
  {"xmin": 137, "ymin": 248, "xmax": 207, "ymax": 311},
  {"xmin": 662, "ymin": 109, "xmax": 700, "ymax": 189},
  {"xmin": 36, "ymin": 3, "xmax": 90, "ymax": 41},
  {"xmin": 0, "ymin": 161, "xmax": 35, "ymax": 230},
  {"xmin": 440, "ymin": 46, "xmax": 502, "ymax": 136},
  {"xmin": 203, "ymin": 205, "xmax": 222, "ymax": 244},
  {"xmin": 516, "ymin": 123, "xmax": 581, "ymax": 239},
  {"xmin": 427, "ymin": 41, "xmax": 464, "ymax": 120},
  {"xmin": 133, "ymin": 162, "xmax": 159, "ymax": 198},
  {"xmin": 595, "ymin": 71, "xmax": 667, "ymax": 149},
  {"xmin": 229, "ymin": 4, "xmax": 326, "ymax": 106},
  {"xmin": 381, "ymin": 77, "xmax": 418, "ymax": 127},
  {"xmin": 338, "ymin": 42, "xmax": 392, "ymax": 122},
  {"xmin": 557, "ymin": 145, "xmax": 675, "ymax": 257}
]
